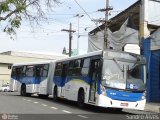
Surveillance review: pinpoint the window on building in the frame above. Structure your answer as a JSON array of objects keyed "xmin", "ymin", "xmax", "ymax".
[{"xmin": 8, "ymin": 65, "xmax": 12, "ymax": 69}]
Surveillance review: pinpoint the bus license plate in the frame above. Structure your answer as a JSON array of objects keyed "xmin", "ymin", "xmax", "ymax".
[{"xmin": 120, "ymin": 103, "xmax": 128, "ymax": 107}]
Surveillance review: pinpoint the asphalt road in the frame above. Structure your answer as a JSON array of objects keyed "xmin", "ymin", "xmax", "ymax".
[{"xmin": 0, "ymin": 92, "xmax": 159, "ymax": 120}]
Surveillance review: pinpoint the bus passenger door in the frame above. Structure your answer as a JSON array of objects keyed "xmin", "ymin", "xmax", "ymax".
[{"xmin": 89, "ymin": 59, "xmax": 100, "ymax": 102}]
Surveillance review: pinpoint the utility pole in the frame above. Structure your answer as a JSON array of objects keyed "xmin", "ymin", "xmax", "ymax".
[
  {"xmin": 61, "ymin": 23, "xmax": 76, "ymax": 57},
  {"xmin": 74, "ymin": 14, "xmax": 84, "ymax": 55},
  {"xmin": 139, "ymin": 0, "xmax": 150, "ymax": 47},
  {"xmin": 97, "ymin": 0, "xmax": 113, "ymax": 50}
]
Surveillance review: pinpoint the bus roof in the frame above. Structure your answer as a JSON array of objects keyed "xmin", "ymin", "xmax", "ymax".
[
  {"xmin": 12, "ymin": 60, "xmax": 55, "ymax": 66},
  {"xmin": 56, "ymin": 50, "xmax": 103, "ymax": 63},
  {"xmin": 55, "ymin": 49, "xmax": 145, "ymax": 63}
]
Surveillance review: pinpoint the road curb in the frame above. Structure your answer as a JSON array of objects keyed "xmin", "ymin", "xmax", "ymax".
[{"xmin": 145, "ymin": 104, "xmax": 160, "ymax": 113}]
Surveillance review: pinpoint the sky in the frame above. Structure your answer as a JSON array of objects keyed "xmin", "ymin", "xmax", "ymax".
[{"xmin": 0, "ymin": 0, "xmax": 138, "ymax": 55}]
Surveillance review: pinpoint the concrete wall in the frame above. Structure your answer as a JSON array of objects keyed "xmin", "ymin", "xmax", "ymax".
[{"xmin": 0, "ymin": 63, "xmax": 11, "ymax": 86}]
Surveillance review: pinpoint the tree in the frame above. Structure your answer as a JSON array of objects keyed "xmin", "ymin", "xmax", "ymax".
[{"xmin": 0, "ymin": 0, "xmax": 60, "ymax": 37}]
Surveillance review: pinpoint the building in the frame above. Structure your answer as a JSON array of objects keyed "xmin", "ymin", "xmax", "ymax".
[
  {"xmin": 88, "ymin": 0, "xmax": 160, "ymax": 102},
  {"xmin": 142, "ymin": 28, "xmax": 160, "ymax": 102},
  {"xmin": 0, "ymin": 51, "xmax": 67, "ymax": 87},
  {"xmin": 88, "ymin": 0, "xmax": 160, "ymax": 53}
]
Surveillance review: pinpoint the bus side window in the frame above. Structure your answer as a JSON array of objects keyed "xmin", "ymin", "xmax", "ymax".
[
  {"xmin": 69, "ymin": 61, "xmax": 74, "ymax": 68},
  {"xmin": 68, "ymin": 61, "xmax": 74, "ymax": 76},
  {"xmin": 35, "ymin": 66, "xmax": 41, "ymax": 77},
  {"xmin": 62, "ymin": 62, "xmax": 68, "ymax": 77},
  {"xmin": 73, "ymin": 59, "xmax": 82, "ymax": 76},
  {"xmin": 42, "ymin": 64, "xmax": 49, "ymax": 77},
  {"xmin": 81, "ymin": 58, "xmax": 90, "ymax": 76},
  {"xmin": 15, "ymin": 67, "xmax": 23, "ymax": 77},
  {"xmin": 55, "ymin": 63, "xmax": 62, "ymax": 76},
  {"xmin": 74, "ymin": 59, "xmax": 81, "ymax": 68},
  {"xmin": 22, "ymin": 66, "xmax": 26, "ymax": 76},
  {"xmin": 26, "ymin": 66, "xmax": 34, "ymax": 77}
]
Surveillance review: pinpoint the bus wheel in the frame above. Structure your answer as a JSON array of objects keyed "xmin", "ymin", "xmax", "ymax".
[
  {"xmin": 20, "ymin": 84, "xmax": 26, "ymax": 96},
  {"xmin": 53, "ymin": 87, "xmax": 58, "ymax": 101},
  {"xmin": 77, "ymin": 89, "xmax": 85, "ymax": 108}
]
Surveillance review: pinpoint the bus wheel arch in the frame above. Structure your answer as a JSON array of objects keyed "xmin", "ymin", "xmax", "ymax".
[{"xmin": 77, "ymin": 88, "xmax": 85, "ymax": 108}]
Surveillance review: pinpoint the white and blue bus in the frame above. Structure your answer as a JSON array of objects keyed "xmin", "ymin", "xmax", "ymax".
[
  {"xmin": 52, "ymin": 49, "xmax": 146, "ymax": 110},
  {"xmin": 10, "ymin": 61, "xmax": 55, "ymax": 97}
]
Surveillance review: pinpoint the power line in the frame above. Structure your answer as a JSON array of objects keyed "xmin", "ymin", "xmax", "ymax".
[
  {"xmin": 72, "ymin": 0, "xmax": 102, "ymax": 31},
  {"xmin": 47, "ymin": 11, "xmax": 98, "ymax": 16}
]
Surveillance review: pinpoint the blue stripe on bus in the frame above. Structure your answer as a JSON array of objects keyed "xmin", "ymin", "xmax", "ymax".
[
  {"xmin": 53, "ymin": 76, "xmax": 65, "ymax": 87},
  {"xmin": 53, "ymin": 76, "xmax": 92, "ymax": 87},
  {"xmin": 11, "ymin": 76, "xmax": 47, "ymax": 84},
  {"xmin": 53, "ymin": 76, "xmax": 103, "ymax": 95},
  {"xmin": 106, "ymin": 89, "xmax": 143, "ymax": 102}
]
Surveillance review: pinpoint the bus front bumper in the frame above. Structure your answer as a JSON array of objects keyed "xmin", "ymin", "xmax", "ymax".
[{"xmin": 98, "ymin": 94, "xmax": 146, "ymax": 110}]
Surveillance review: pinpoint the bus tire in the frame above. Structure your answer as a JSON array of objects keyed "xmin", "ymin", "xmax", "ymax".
[
  {"xmin": 4, "ymin": 89, "xmax": 7, "ymax": 92},
  {"xmin": 20, "ymin": 84, "xmax": 26, "ymax": 96},
  {"xmin": 53, "ymin": 86, "xmax": 58, "ymax": 102},
  {"xmin": 77, "ymin": 89, "xmax": 85, "ymax": 108}
]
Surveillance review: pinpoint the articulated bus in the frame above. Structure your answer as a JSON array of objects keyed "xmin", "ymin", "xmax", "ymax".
[
  {"xmin": 10, "ymin": 61, "xmax": 55, "ymax": 97},
  {"xmin": 10, "ymin": 49, "xmax": 146, "ymax": 110},
  {"xmin": 52, "ymin": 49, "xmax": 146, "ymax": 110}
]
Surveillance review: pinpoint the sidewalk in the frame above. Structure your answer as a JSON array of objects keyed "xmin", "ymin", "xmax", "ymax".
[{"xmin": 145, "ymin": 103, "xmax": 160, "ymax": 113}]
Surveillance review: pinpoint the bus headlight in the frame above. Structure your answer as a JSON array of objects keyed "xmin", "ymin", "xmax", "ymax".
[{"xmin": 141, "ymin": 92, "xmax": 146, "ymax": 100}]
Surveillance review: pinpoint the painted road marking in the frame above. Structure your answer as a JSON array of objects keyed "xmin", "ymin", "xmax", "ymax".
[
  {"xmin": 62, "ymin": 110, "xmax": 72, "ymax": 114},
  {"xmin": 23, "ymin": 98, "xmax": 26, "ymax": 100},
  {"xmin": 34, "ymin": 102, "xmax": 39, "ymax": 104},
  {"xmin": 50, "ymin": 107, "xmax": 58, "ymax": 110},
  {"xmin": 77, "ymin": 115, "xmax": 88, "ymax": 119},
  {"xmin": 27, "ymin": 99, "xmax": 31, "ymax": 102},
  {"xmin": 42, "ymin": 104, "xmax": 47, "ymax": 107}
]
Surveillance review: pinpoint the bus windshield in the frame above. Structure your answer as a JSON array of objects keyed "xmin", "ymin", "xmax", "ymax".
[
  {"xmin": 102, "ymin": 59, "xmax": 145, "ymax": 91},
  {"xmin": 126, "ymin": 63, "xmax": 145, "ymax": 91}
]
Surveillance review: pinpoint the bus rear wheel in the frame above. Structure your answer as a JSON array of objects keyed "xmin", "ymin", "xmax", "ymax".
[
  {"xmin": 20, "ymin": 84, "xmax": 26, "ymax": 96},
  {"xmin": 77, "ymin": 89, "xmax": 85, "ymax": 108}
]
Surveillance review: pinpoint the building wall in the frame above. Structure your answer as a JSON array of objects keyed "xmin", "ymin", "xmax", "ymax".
[
  {"xmin": 142, "ymin": 38, "xmax": 160, "ymax": 102},
  {"xmin": 149, "ymin": 50, "xmax": 160, "ymax": 102},
  {"xmin": 0, "ymin": 63, "xmax": 11, "ymax": 86}
]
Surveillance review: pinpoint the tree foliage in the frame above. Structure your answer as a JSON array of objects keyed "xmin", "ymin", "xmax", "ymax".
[{"xmin": 0, "ymin": 0, "xmax": 60, "ymax": 37}]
